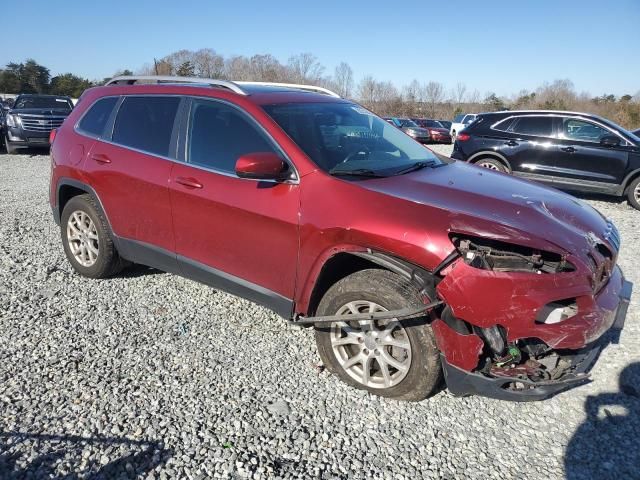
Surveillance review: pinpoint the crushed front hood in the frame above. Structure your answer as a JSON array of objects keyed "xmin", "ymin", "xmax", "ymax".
[{"xmin": 360, "ymin": 161, "xmax": 611, "ymax": 255}]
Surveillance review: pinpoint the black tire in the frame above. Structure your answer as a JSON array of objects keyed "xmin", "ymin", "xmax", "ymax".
[
  {"xmin": 314, "ymin": 269, "xmax": 441, "ymax": 401},
  {"xmin": 475, "ymin": 157, "xmax": 508, "ymax": 173},
  {"xmin": 4, "ymin": 135, "xmax": 17, "ymax": 154},
  {"xmin": 60, "ymin": 194, "xmax": 124, "ymax": 278},
  {"xmin": 627, "ymin": 176, "xmax": 640, "ymax": 211}
]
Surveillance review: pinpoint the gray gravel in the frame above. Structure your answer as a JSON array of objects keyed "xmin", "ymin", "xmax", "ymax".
[{"xmin": 1, "ymin": 148, "xmax": 639, "ymax": 480}]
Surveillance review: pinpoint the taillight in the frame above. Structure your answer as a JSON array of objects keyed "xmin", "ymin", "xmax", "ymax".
[
  {"xmin": 49, "ymin": 129, "xmax": 57, "ymax": 145},
  {"xmin": 456, "ymin": 132, "xmax": 471, "ymax": 141}
]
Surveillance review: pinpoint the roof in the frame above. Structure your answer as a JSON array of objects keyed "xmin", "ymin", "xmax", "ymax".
[{"xmin": 104, "ymin": 75, "xmax": 341, "ymax": 98}]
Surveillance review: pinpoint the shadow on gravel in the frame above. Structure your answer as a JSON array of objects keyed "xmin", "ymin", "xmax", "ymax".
[
  {"xmin": 564, "ymin": 362, "xmax": 640, "ymax": 480},
  {"xmin": 0, "ymin": 431, "xmax": 172, "ymax": 479},
  {"xmin": 120, "ymin": 264, "xmax": 164, "ymax": 279}
]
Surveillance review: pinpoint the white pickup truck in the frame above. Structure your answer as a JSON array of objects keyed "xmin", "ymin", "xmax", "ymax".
[{"xmin": 450, "ymin": 113, "xmax": 477, "ymax": 139}]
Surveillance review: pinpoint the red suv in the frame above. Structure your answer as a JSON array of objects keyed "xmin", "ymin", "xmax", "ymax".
[{"xmin": 49, "ymin": 76, "xmax": 631, "ymax": 401}]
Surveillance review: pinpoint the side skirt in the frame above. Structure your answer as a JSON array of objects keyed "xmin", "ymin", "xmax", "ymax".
[
  {"xmin": 514, "ymin": 172, "xmax": 623, "ymax": 196},
  {"xmin": 115, "ymin": 236, "xmax": 294, "ymax": 319}
]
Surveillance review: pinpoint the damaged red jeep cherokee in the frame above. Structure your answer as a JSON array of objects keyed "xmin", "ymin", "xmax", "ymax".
[{"xmin": 49, "ymin": 76, "xmax": 632, "ymax": 401}]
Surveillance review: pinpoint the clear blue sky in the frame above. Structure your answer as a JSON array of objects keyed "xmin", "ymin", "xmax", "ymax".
[{"xmin": 3, "ymin": 0, "xmax": 639, "ymax": 97}]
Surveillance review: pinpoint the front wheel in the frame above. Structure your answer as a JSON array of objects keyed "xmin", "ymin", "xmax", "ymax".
[
  {"xmin": 4, "ymin": 136, "xmax": 17, "ymax": 154},
  {"xmin": 314, "ymin": 269, "xmax": 441, "ymax": 401},
  {"xmin": 627, "ymin": 176, "xmax": 640, "ymax": 210}
]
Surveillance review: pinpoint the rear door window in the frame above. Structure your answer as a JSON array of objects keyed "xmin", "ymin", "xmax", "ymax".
[
  {"xmin": 112, "ymin": 96, "xmax": 181, "ymax": 157},
  {"xmin": 78, "ymin": 97, "xmax": 118, "ymax": 137},
  {"xmin": 187, "ymin": 99, "xmax": 278, "ymax": 173},
  {"xmin": 511, "ymin": 116, "xmax": 553, "ymax": 137}
]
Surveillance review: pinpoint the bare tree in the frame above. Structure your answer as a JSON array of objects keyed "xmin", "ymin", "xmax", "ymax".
[
  {"xmin": 287, "ymin": 53, "xmax": 324, "ymax": 84},
  {"xmin": 193, "ymin": 48, "xmax": 225, "ymax": 78},
  {"xmin": 454, "ymin": 82, "xmax": 467, "ymax": 104},
  {"xmin": 248, "ymin": 54, "xmax": 286, "ymax": 82},
  {"xmin": 224, "ymin": 56, "xmax": 252, "ymax": 81},
  {"xmin": 333, "ymin": 62, "xmax": 354, "ymax": 98},
  {"xmin": 423, "ymin": 81, "xmax": 445, "ymax": 117}
]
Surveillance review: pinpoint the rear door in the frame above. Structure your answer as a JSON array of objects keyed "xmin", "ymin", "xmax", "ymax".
[
  {"xmin": 553, "ymin": 116, "xmax": 628, "ymax": 184},
  {"xmin": 84, "ymin": 95, "xmax": 181, "ymax": 262},
  {"xmin": 169, "ymin": 97, "xmax": 300, "ymax": 316},
  {"xmin": 503, "ymin": 115, "xmax": 557, "ymax": 175}
]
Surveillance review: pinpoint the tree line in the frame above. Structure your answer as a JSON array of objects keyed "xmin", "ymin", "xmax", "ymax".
[{"xmin": 1, "ymin": 54, "xmax": 638, "ymax": 129}]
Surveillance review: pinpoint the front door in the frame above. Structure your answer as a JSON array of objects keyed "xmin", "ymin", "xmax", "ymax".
[
  {"xmin": 169, "ymin": 98, "xmax": 300, "ymax": 317},
  {"xmin": 553, "ymin": 117, "xmax": 628, "ymax": 184}
]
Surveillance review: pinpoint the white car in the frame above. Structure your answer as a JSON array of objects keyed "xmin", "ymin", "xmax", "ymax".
[{"xmin": 450, "ymin": 113, "xmax": 477, "ymax": 139}]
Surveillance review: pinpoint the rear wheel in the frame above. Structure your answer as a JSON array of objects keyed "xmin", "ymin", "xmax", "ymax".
[
  {"xmin": 60, "ymin": 194, "xmax": 124, "ymax": 278},
  {"xmin": 627, "ymin": 176, "xmax": 640, "ymax": 210},
  {"xmin": 475, "ymin": 157, "xmax": 508, "ymax": 173},
  {"xmin": 314, "ymin": 269, "xmax": 441, "ymax": 401}
]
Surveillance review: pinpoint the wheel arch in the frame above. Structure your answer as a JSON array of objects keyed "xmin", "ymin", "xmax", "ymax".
[
  {"xmin": 467, "ymin": 151, "xmax": 512, "ymax": 172},
  {"xmin": 300, "ymin": 249, "xmax": 437, "ymax": 317},
  {"xmin": 622, "ymin": 168, "xmax": 640, "ymax": 194},
  {"xmin": 56, "ymin": 178, "xmax": 113, "ymax": 234}
]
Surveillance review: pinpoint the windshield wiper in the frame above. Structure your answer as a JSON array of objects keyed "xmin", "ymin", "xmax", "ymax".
[
  {"xmin": 329, "ymin": 168, "xmax": 387, "ymax": 178},
  {"xmin": 393, "ymin": 161, "xmax": 439, "ymax": 175}
]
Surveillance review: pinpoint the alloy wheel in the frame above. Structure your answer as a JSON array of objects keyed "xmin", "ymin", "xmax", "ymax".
[
  {"xmin": 330, "ymin": 301, "xmax": 412, "ymax": 388},
  {"xmin": 477, "ymin": 161, "xmax": 501, "ymax": 171},
  {"xmin": 635, "ymin": 182, "xmax": 640, "ymax": 204},
  {"xmin": 67, "ymin": 210, "xmax": 99, "ymax": 267}
]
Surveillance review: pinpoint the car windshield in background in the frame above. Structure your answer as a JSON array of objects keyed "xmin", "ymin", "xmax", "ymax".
[
  {"xmin": 13, "ymin": 96, "xmax": 73, "ymax": 110},
  {"xmin": 426, "ymin": 120, "xmax": 443, "ymax": 128},
  {"xmin": 400, "ymin": 119, "xmax": 419, "ymax": 127},
  {"xmin": 263, "ymin": 102, "xmax": 442, "ymax": 176}
]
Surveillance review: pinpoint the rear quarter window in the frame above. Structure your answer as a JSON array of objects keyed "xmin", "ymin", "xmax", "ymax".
[
  {"xmin": 112, "ymin": 96, "xmax": 181, "ymax": 157},
  {"xmin": 511, "ymin": 116, "xmax": 553, "ymax": 137},
  {"xmin": 491, "ymin": 117, "xmax": 515, "ymax": 132},
  {"xmin": 77, "ymin": 97, "xmax": 118, "ymax": 137}
]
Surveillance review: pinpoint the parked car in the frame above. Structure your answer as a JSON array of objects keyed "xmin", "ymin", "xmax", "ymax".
[
  {"xmin": 411, "ymin": 118, "xmax": 452, "ymax": 144},
  {"xmin": 383, "ymin": 117, "xmax": 430, "ymax": 143},
  {"xmin": 0, "ymin": 101, "xmax": 8, "ymax": 142},
  {"xmin": 450, "ymin": 113, "xmax": 477, "ymax": 139},
  {"xmin": 3, "ymin": 94, "xmax": 74, "ymax": 154},
  {"xmin": 49, "ymin": 76, "xmax": 631, "ymax": 402},
  {"xmin": 438, "ymin": 120, "xmax": 452, "ymax": 130},
  {"xmin": 451, "ymin": 110, "xmax": 640, "ymax": 210}
]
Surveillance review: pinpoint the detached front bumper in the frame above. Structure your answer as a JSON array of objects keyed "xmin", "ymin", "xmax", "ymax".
[{"xmin": 434, "ymin": 264, "xmax": 632, "ymax": 401}]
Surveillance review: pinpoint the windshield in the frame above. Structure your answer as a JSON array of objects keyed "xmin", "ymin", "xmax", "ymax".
[
  {"xmin": 425, "ymin": 120, "xmax": 443, "ymax": 128},
  {"xmin": 400, "ymin": 119, "xmax": 419, "ymax": 128},
  {"xmin": 263, "ymin": 102, "xmax": 442, "ymax": 176},
  {"xmin": 13, "ymin": 96, "xmax": 73, "ymax": 110}
]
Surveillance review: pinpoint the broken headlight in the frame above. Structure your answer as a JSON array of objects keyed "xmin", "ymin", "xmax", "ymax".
[{"xmin": 451, "ymin": 235, "xmax": 575, "ymax": 274}]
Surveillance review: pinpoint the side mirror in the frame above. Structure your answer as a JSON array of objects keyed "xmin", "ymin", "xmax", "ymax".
[
  {"xmin": 600, "ymin": 134, "xmax": 620, "ymax": 147},
  {"xmin": 235, "ymin": 152, "xmax": 290, "ymax": 181}
]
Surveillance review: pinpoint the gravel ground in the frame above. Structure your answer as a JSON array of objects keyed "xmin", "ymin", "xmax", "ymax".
[{"xmin": 1, "ymin": 147, "xmax": 638, "ymax": 480}]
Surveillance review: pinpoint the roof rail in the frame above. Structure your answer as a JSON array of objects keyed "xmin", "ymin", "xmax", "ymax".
[
  {"xmin": 105, "ymin": 75, "xmax": 247, "ymax": 95},
  {"xmin": 104, "ymin": 76, "xmax": 341, "ymax": 98},
  {"xmin": 236, "ymin": 81, "xmax": 341, "ymax": 98}
]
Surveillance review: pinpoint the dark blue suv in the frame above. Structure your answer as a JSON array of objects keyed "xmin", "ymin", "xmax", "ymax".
[{"xmin": 451, "ymin": 110, "xmax": 640, "ymax": 210}]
